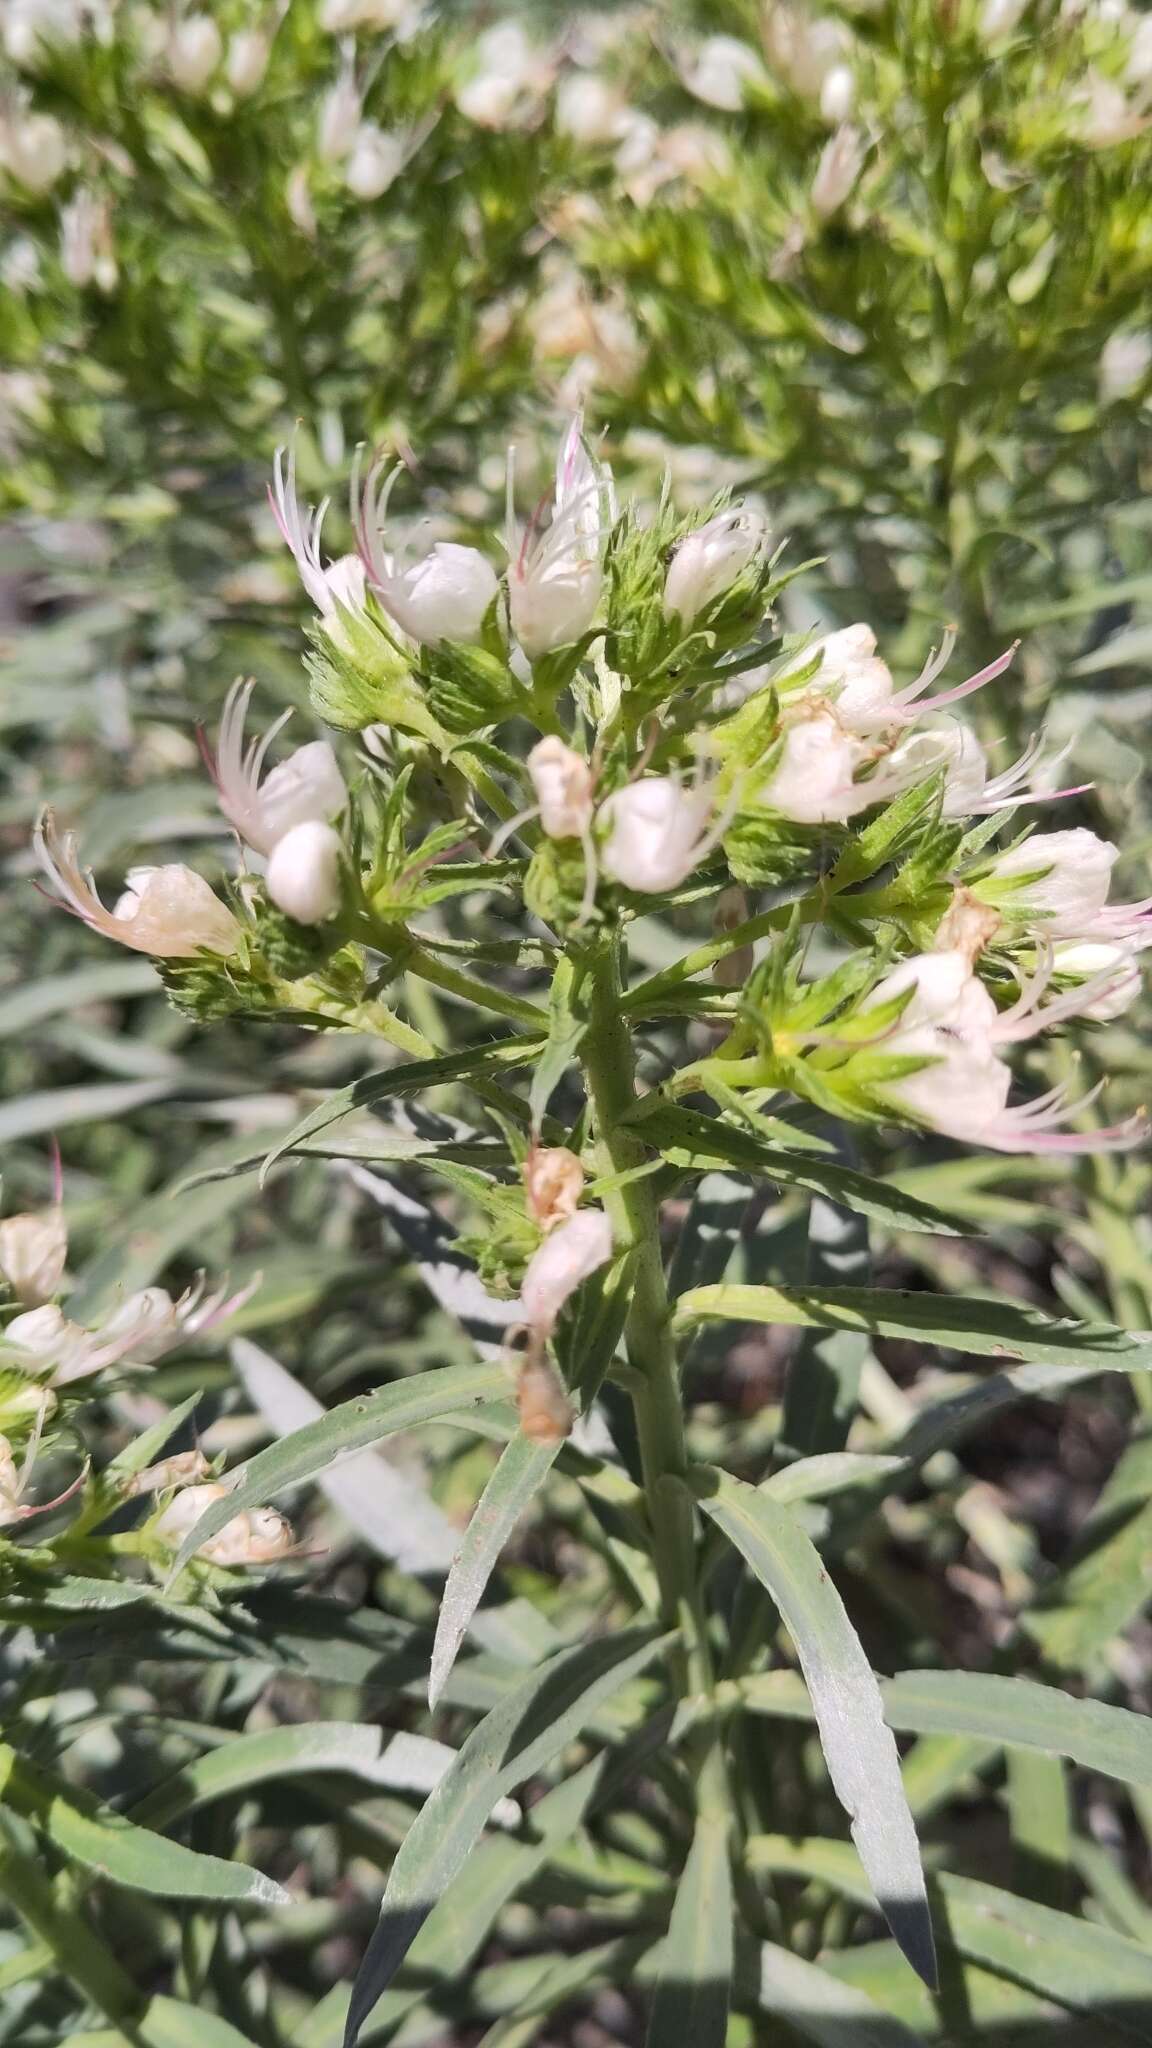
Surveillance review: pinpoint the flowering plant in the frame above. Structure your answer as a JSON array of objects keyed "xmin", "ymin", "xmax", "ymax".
[{"xmin": 20, "ymin": 407, "xmax": 1152, "ymax": 2045}]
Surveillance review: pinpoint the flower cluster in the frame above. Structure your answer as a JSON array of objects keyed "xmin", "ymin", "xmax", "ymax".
[{"xmin": 32, "ymin": 410, "xmax": 1150, "ymax": 1192}]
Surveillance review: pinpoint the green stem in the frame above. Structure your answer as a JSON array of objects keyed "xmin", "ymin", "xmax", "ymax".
[
  {"xmin": 0, "ymin": 1816, "xmax": 145, "ymax": 2041},
  {"xmin": 581, "ymin": 934, "xmax": 712, "ymax": 1703}
]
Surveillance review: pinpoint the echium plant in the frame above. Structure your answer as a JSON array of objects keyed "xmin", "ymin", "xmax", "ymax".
[{"xmin": 30, "ymin": 411, "xmax": 1152, "ymax": 2041}]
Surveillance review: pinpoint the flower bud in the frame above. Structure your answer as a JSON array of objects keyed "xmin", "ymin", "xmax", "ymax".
[
  {"xmin": 526, "ymin": 737, "xmax": 595, "ymax": 838},
  {"xmin": 152, "ymin": 1481, "xmax": 295, "ymax": 1565},
  {"xmin": 599, "ymin": 777, "xmax": 718, "ymax": 893},
  {"xmin": 0, "ymin": 1208, "xmax": 67, "ymax": 1307},
  {"xmin": 375, "ymin": 542, "xmax": 499, "ymax": 646},
  {"xmin": 663, "ymin": 508, "xmax": 766, "ymax": 623},
  {"xmin": 763, "ymin": 4, "xmax": 850, "ymax": 98},
  {"xmin": 0, "ymin": 1437, "xmax": 21, "ymax": 1525},
  {"xmin": 1076, "ymin": 72, "xmax": 1148, "ymax": 149},
  {"xmin": 679, "ymin": 35, "xmax": 767, "ymax": 109},
  {"xmin": 1100, "ymin": 330, "xmax": 1152, "ymax": 404},
  {"xmin": 167, "ymin": 14, "xmax": 223, "ymax": 94},
  {"xmin": 265, "ymin": 819, "xmax": 343, "ymax": 925},
  {"xmin": 980, "ymin": 0, "xmax": 1028, "ymax": 36},
  {"xmin": 811, "ymin": 125, "xmax": 865, "ymax": 218},
  {"xmin": 819, "ymin": 64, "xmax": 855, "ymax": 121},
  {"xmin": 507, "ymin": 416, "xmax": 607, "ymax": 659},
  {"xmin": 344, "ymin": 124, "xmax": 404, "ymax": 200},
  {"xmin": 127, "ymin": 1449, "xmax": 212, "ymax": 1497},
  {"xmin": 757, "ymin": 712, "xmax": 870, "ymax": 824},
  {"xmin": 1052, "ymin": 941, "xmax": 1142, "ymax": 1021},
  {"xmin": 525, "ymin": 1147, "xmax": 585, "ymax": 1233},
  {"xmin": 286, "ymin": 164, "xmax": 317, "ymax": 237},
  {"xmin": 60, "ymin": 189, "xmax": 117, "ymax": 293},
  {"xmin": 979, "ymin": 829, "xmax": 1118, "ymax": 936},
  {"xmin": 225, "ymin": 27, "xmax": 270, "ymax": 97},
  {"xmin": 0, "ymin": 111, "xmax": 68, "ymax": 192},
  {"xmin": 456, "ymin": 23, "xmax": 551, "ymax": 130},
  {"xmin": 521, "ymin": 1209, "xmax": 613, "ymax": 1333},
  {"xmin": 317, "ymin": 69, "xmax": 361, "ymax": 161},
  {"xmin": 555, "ymin": 72, "xmax": 627, "ymax": 145}
]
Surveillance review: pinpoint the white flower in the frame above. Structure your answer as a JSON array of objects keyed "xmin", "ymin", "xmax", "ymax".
[
  {"xmin": 36, "ymin": 813, "xmax": 241, "ymax": 959},
  {"xmin": 211, "ymin": 678, "xmax": 347, "ymax": 857},
  {"xmin": 0, "ymin": 1208, "xmax": 67, "ymax": 1307},
  {"xmin": 506, "ymin": 414, "xmax": 609, "ymax": 659},
  {"xmin": 663, "ymin": 507, "xmax": 767, "ymax": 624},
  {"xmin": 980, "ymin": 0, "xmax": 1028, "ymax": 34},
  {"xmin": 811, "ymin": 125, "xmax": 865, "ymax": 218},
  {"xmin": 355, "ymin": 461, "xmax": 499, "ymax": 646},
  {"xmin": 678, "ymin": 34, "xmax": 767, "ymax": 110},
  {"xmin": 979, "ymin": 829, "xmax": 1119, "ymax": 935},
  {"xmin": 1127, "ymin": 12, "xmax": 1152, "ymax": 84},
  {"xmin": 59, "ymin": 188, "xmax": 117, "ymax": 293},
  {"xmin": 166, "ymin": 14, "xmax": 222, "ymax": 94},
  {"xmin": 0, "ymin": 1437, "xmax": 21, "ymax": 1526},
  {"xmin": 456, "ymin": 23, "xmax": 552, "ymax": 130},
  {"xmin": 527, "ymin": 737, "xmax": 595, "ymax": 838},
  {"xmin": 868, "ymin": 950, "xmax": 1148, "ymax": 1151},
  {"xmin": 521, "ymin": 1209, "xmax": 613, "ymax": 1332},
  {"xmin": 3, "ymin": 0, "xmax": 87, "ymax": 65},
  {"xmin": 877, "ymin": 723, "xmax": 990, "ymax": 816},
  {"xmin": 1100, "ymin": 329, "xmax": 1152, "ymax": 403},
  {"xmin": 8, "ymin": 1278, "xmax": 251, "ymax": 1384},
  {"xmin": 757, "ymin": 711, "xmax": 871, "ymax": 823},
  {"xmin": 151, "ymin": 1481, "xmax": 295, "ymax": 1565},
  {"xmin": 555, "ymin": 72, "xmax": 628, "ymax": 144},
  {"xmin": 1076, "ymin": 71, "xmax": 1148, "ymax": 148},
  {"xmin": 265, "ymin": 820, "xmax": 343, "ymax": 924},
  {"xmin": 1052, "ymin": 941, "xmax": 1142, "ymax": 1020},
  {"xmin": 782, "ymin": 622, "xmax": 897, "ymax": 732},
  {"xmin": 321, "ymin": 0, "xmax": 417, "ymax": 28},
  {"xmin": 317, "ymin": 62, "xmax": 362, "ymax": 160},
  {"xmin": 819, "ymin": 64, "xmax": 855, "ymax": 121},
  {"xmin": 226, "ymin": 28, "xmax": 270, "ymax": 97},
  {"xmin": 598, "ymin": 776, "xmax": 723, "ymax": 893},
  {"xmin": 0, "ymin": 110, "xmax": 68, "ymax": 192},
  {"xmin": 344, "ymin": 123, "xmax": 405, "ymax": 199},
  {"xmin": 286, "ymin": 164, "xmax": 317, "ymax": 237},
  {"xmin": 270, "ymin": 443, "xmax": 370, "ymax": 635},
  {"xmin": 762, "ymin": 5, "xmax": 851, "ymax": 99}
]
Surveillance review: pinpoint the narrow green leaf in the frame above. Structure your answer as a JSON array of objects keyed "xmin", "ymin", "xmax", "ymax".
[
  {"xmin": 882, "ymin": 1671, "xmax": 1152, "ymax": 1788},
  {"xmin": 529, "ymin": 954, "xmax": 587, "ymax": 1128},
  {"xmin": 646, "ymin": 1815, "xmax": 733, "ymax": 2048},
  {"xmin": 429, "ymin": 1432, "xmax": 562, "ymax": 1711},
  {"xmin": 764, "ymin": 1453, "xmax": 906, "ymax": 1504},
  {"xmin": 756, "ymin": 1942, "xmax": 927, "ymax": 2047},
  {"xmin": 0, "ymin": 1749, "xmax": 288, "ymax": 1907},
  {"xmin": 342, "ymin": 1627, "xmax": 671, "ymax": 2047},
  {"xmin": 0, "ymin": 1078, "xmax": 174, "ymax": 1146},
  {"xmin": 167, "ymin": 1363, "xmax": 512, "ymax": 1578},
  {"xmin": 259, "ymin": 1040, "xmax": 544, "ymax": 1183},
  {"xmin": 129, "ymin": 1722, "xmax": 402, "ymax": 1830},
  {"xmin": 675, "ymin": 1282, "xmax": 1152, "ymax": 1372},
  {"xmin": 0, "ymin": 962, "xmax": 157, "ymax": 1038},
  {"xmin": 694, "ymin": 1470, "xmax": 936, "ymax": 1989},
  {"xmin": 630, "ymin": 1106, "xmax": 971, "ymax": 1236}
]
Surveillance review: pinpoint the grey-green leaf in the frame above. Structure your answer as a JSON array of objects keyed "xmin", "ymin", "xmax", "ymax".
[
  {"xmin": 429, "ymin": 1431, "xmax": 562, "ymax": 1711},
  {"xmin": 646, "ymin": 1815, "xmax": 733, "ymax": 2048},
  {"xmin": 756, "ymin": 1942, "xmax": 927, "ymax": 2047},
  {"xmin": 342, "ymin": 1627, "xmax": 671, "ymax": 2047},
  {"xmin": 694, "ymin": 1469, "xmax": 936, "ymax": 1989}
]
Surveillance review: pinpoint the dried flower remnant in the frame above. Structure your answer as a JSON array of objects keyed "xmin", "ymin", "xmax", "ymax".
[
  {"xmin": 525, "ymin": 1147, "xmax": 586, "ymax": 1233},
  {"xmin": 520, "ymin": 1209, "xmax": 613, "ymax": 1335}
]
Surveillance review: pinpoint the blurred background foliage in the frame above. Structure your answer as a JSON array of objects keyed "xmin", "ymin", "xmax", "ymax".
[{"xmin": 4, "ymin": 0, "xmax": 1152, "ymax": 2042}]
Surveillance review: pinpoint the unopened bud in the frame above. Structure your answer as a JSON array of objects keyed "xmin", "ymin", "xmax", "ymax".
[
  {"xmin": 265, "ymin": 819, "xmax": 343, "ymax": 925},
  {"xmin": 225, "ymin": 27, "xmax": 270, "ymax": 97},
  {"xmin": 0, "ymin": 1208, "xmax": 67, "ymax": 1307},
  {"xmin": 0, "ymin": 1436, "xmax": 20, "ymax": 1525},
  {"xmin": 663, "ymin": 507, "xmax": 766, "ymax": 624},
  {"xmin": 679, "ymin": 34, "xmax": 767, "ymax": 110},
  {"xmin": 127, "ymin": 1449, "xmax": 212, "ymax": 1497},
  {"xmin": 1052, "ymin": 941, "xmax": 1142, "ymax": 1021},
  {"xmin": 520, "ymin": 1208, "xmax": 613, "ymax": 1333},
  {"xmin": 344, "ymin": 124, "xmax": 404, "ymax": 200},
  {"xmin": 979, "ymin": 829, "xmax": 1118, "ymax": 936},
  {"xmin": 286, "ymin": 164, "xmax": 317, "ymax": 237},
  {"xmin": 152, "ymin": 1481, "xmax": 295, "ymax": 1565},
  {"xmin": 819, "ymin": 63, "xmax": 855, "ymax": 121},
  {"xmin": 167, "ymin": 14, "xmax": 222, "ymax": 94},
  {"xmin": 375, "ymin": 542, "xmax": 499, "ymax": 646},
  {"xmin": 554, "ymin": 72, "xmax": 626, "ymax": 145},
  {"xmin": 599, "ymin": 777, "xmax": 718, "ymax": 893},
  {"xmin": 527, "ymin": 737, "xmax": 595, "ymax": 838},
  {"xmin": 1100, "ymin": 329, "xmax": 1152, "ymax": 404},
  {"xmin": 0, "ymin": 111, "xmax": 68, "ymax": 192},
  {"xmin": 525, "ymin": 1147, "xmax": 585, "ymax": 1233},
  {"xmin": 811, "ymin": 125, "xmax": 865, "ymax": 218}
]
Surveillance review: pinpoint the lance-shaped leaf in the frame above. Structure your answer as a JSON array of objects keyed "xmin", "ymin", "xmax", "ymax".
[
  {"xmin": 675, "ymin": 1282, "xmax": 1152, "ymax": 1372},
  {"xmin": 342, "ymin": 1627, "xmax": 671, "ymax": 2047},
  {"xmin": 693, "ymin": 1469, "xmax": 936, "ymax": 1990},
  {"xmin": 646, "ymin": 1814, "xmax": 733, "ymax": 2048},
  {"xmin": 629, "ymin": 1104, "xmax": 972, "ymax": 1237},
  {"xmin": 167, "ymin": 1361, "xmax": 512, "ymax": 1578},
  {"xmin": 0, "ymin": 1747, "xmax": 288, "ymax": 1906},
  {"xmin": 755, "ymin": 1942, "xmax": 927, "ymax": 2047},
  {"xmin": 429, "ymin": 1432, "xmax": 563, "ymax": 1711}
]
